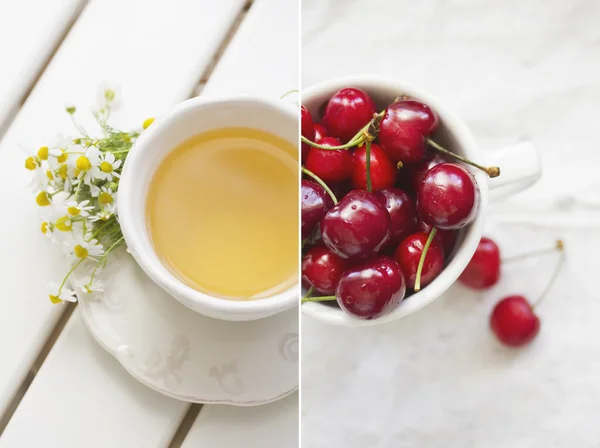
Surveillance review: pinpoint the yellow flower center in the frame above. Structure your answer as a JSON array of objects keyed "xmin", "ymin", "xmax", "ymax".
[
  {"xmin": 143, "ymin": 117, "xmax": 155, "ymax": 129},
  {"xmin": 41, "ymin": 222, "xmax": 49, "ymax": 234},
  {"xmin": 99, "ymin": 192, "xmax": 113, "ymax": 205},
  {"xmin": 36, "ymin": 191, "xmax": 50, "ymax": 206},
  {"xmin": 55, "ymin": 216, "xmax": 72, "ymax": 232},
  {"xmin": 49, "ymin": 294, "xmax": 63, "ymax": 304},
  {"xmin": 74, "ymin": 244, "xmax": 89, "ymax": 259},
  {"xmin": 67, "ymin": 206, "xmax": 80, "ymax": 216},
  {"xmin": 105, "ymin": 89, "xmax": 115, "ymax": 101},
  {"xmin": 46, "ymin": 170, "xmax": 54, "ymax": 180},
  {"xmin": 25, "ymin": 157, "xmax": 37, "ymax": 170},
  {"xmin": 37, "ymin": 146, "xmax": 49, "ymax": 160},
  {"xmin": 84, "ymin": 284, "xmax": 93, "ymax": 294},
  {"xmin": 100, "ymin": 161, "xmax": 113, "ymax": 173},
  {"xmin": 74, "ymin": 168, "xmax": 81, "ymax": 177},
  {"xmin": 57, "ymin": 151, "xmax": 68, "ymax": 163},
  {"xmin": 76, "ymin": 156, "xmax": 92, "ymax": 172},
  {"xmin": 58, "ymin": 164, "xmax": 68, "ymax": 180}
]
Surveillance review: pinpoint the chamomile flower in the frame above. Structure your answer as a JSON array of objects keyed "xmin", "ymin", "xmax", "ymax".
[
  {"xmin": 96, "ymin": 153, "xmax": 122, "ymax": 181},
  {"xmin": 75, "ymin": 146, "xmax": 101, "ymax": 185},
  {"xmin": 97, "ymin": 185, "xmax": 117, "ymax": 206},
  {"xmin": 48, "ymin": 283, "xmax": 77, "ymax": 304},
  {"xmin": 74, "ymin": 276, "xmax": 104, "ymax": 295},
  {"xmin": 65, "ymin": 199, "xmax": 95, "ymax": 217},
  {"xmin": 97, "ymin": 81, "xmax": 122, "ymax": 111},
  {"xmin": 67, "ymin": 234, "xmax": 105, "ymax": 260},
  {"xmin": 89, "ymin": 208, "xmax": 114, "ymax": 222}
]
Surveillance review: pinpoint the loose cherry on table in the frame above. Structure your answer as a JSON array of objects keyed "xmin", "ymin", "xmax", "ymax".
[
  {"xmin": 301, "ymin": 105, "xmax": 315, "ymax": 163},
  {"xmin": 302, "ymin": 246, "xmax": 348, "ymax": 295},
  {"xmin": 301, "ymin": 179, "xmax": 333, "ymax": 240},
  {"xmin": 394, "ymin": 231, "xmax": 444, "ymax": 290},
  {"xmin": 375, "ymin": 188, "xmax": 418, "ymax": 247},
  {"xmin": 321, "ymin": 189, "xmax": 391, "ymax": 260},
  {"xmin": 323, "ymin": 88, "xmax": 377, "ymax": 143},
  {"xmin": 335, "ymin": 256, "xmax": 406, "ymax": 320},
  {"xmin": 417, "ymin": 163, "xmax": 480, "ymax": 230},
  {"xmin": 458, "ymin": 237, "xmax": 501, "ymax": 289},
  {"xmin": 351, "ymin": 142, "xmax": 397, "ymax": 192},
  {"xmin": 304, "ymin": 137, "xmax": 353, "ymax": 183}
]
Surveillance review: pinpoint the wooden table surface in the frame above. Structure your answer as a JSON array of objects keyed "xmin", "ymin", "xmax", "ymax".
[{"xmin": 0, "ymin": 0, "xmax": 298, "ymax": 446}]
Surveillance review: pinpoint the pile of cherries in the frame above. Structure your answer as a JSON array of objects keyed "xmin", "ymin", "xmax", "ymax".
[{"xmin": 301, "ymin": 87, "xmax": 500, "ymax": 320}]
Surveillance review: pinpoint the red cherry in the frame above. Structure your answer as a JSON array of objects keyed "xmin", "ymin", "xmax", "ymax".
[
  {"xmin": 336, "ymin": 256, "xmax": 406, "ymax": 320},
  {"xmin": 417, "ymin": 163, "xmax": 479, "ymax": 230},
  {"xmin": 402, "ymin": 154, "xmax": 447, "ymax": 192},
  {"xmin": 379, "ymin": 99, "xmax": 438, "ymax": 163},
  {"xmin": 375, "ymin": 188, "xmax": 418, "ymax": 246},
  {"xmin": 394, "ymin": 232, "xmax": 444, "ymax": 289},
  {"xmin": 459, "ymin": 237, "xmax": 501, "ymax": 289},
  {"xmin": 351, "ymin": 143, "xmax": 397, "ymax": 192},
  {"xmin": 302, "ymin": 246, "xmax": 348, "ymax": 295},
  {"xmin": 490, "ymin": 295, "xmax": 540, "ymax": 347},
  {"xmin": 301, "ymin": 105, "xmax": 315, "ymax": 163},
  {"xmin": 301, "ymin": 179, "xmax": 333, "ymax": 240},
  {"xmin": 323, "ymin": 88, "xmax": 376, "ymax": 143},
  {"xmin": 313, "ymin": 123, "xmax": 329, "ymax": 142},
  {"xmin": 418, "ymin": 220, "xmax": 458, "ymax": 256},
  {"xmin": 321, "ymin": 189, "xmax": 391, "ymax": 260},
  {"xmin": 305, "ymin": 137, "xmax": 353, "ymax": 183}
]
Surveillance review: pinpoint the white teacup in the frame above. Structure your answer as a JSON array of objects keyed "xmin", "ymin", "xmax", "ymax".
[
  {"xmin": 118, "ymin": 96, "xmax": 298, "ymax": 321},
  {"xmin": 301, "ymin": 76, "xmax": 541, "ymax": 327}
]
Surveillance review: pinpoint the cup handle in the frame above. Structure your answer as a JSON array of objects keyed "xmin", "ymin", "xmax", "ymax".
[{"xmin": 483, "ymin": 141, "xmax": 542, "ymax": 202}]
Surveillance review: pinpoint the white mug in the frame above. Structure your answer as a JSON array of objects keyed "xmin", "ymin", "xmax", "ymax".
[
  {"xmin": 301, "ymin": 75, "xmax": 541, "ymax": 327},
  {"xmin": 119, "ymin": 96, "xmax": 298, "ymax": 321}
]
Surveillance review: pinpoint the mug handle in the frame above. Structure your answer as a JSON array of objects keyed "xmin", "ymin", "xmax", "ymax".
[{"xmin": 484, "ymin": 141, "xmax": 542, "ymax": 201}]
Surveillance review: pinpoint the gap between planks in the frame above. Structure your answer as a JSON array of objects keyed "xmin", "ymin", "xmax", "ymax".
[
  {"xmin": 0, "ymin": 0, "xmax": 256, "ymax": 442},
  {"xmin": 0, "ymin": 0, "xmax": 90, "ymax": 145}
]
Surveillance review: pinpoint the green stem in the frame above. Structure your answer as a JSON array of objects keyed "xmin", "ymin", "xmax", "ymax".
[
  {"xmin": 302, "ymin": 167, "xmax": 338, "ymax": 204},
  {"xmin": 414, "ymin": 228, "xmax": 437, "ymax": 292},
  {"xmin": 365, "ymin": 140, "xmax": 372, "ymax": 192},
  {"xmin": 58, "ymin": 258, "xmax": 85, "ymax": 293},
  {"xmin": 301, "ymin": 295, "xmax": 336, "ymax": 304},
  {"xmin": 503, "ymin": 240, "xmax": 564, "ymax": 264},
  {"xmin": 89, "ymin": 236, "xmax": 124, "ymax": 284},
  {"xmin": 280, "ymin": 89, "xmax": 298, "ymax": 99},
  {"xmin": 304, "ymin": 286, "xmax": 315, "ymax": 299},
  {"xmin": 301, "ymin": 135, "xmax": 361, "ymax": 151},
  {"xmin": 426, "ymin": 138, "xmax": 500, "ymax": 178},
  {"xmin": 532, "ymin": 241, "xmax": 565, "ymax": 309}
]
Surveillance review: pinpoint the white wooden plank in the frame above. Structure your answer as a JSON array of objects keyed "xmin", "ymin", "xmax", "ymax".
[
  {"xmin": 0, "ymin": 0, "xmax": 245, "ymax": 444},
  {"xmin": 182, "ymin": 393, "xmax": 299, "ymax": 448},
  {"xmin": 0, "ymin": 0, "xmax": 84, "ymax": 135},
  {"xmin": 183, "ymin": 0, "xmax": 299, "ymax": 443}
]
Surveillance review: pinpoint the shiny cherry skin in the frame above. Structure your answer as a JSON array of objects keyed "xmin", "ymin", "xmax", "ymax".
[
  {"xmin": 305, "ymin": 137, "xmax": 353, "ymax": 183},
  {"xmin": 417, "ymin": 163, "xmax": 479, "ymax": 230},
  {"xmin": 323, "ymin": 88, "xmax": 376, "ymax": 143},
  {"xmin": 336, "ymin": 256, "xmax": 406, "ymax": 320},
  {"xmin": 301, "ymin": 179, "xmax": 333, "ymax": 240},
  {"xmin": 402, "ymin": 154, "xmax": 447, "ymax": 192},
  {"xmin": 490, "ymin": 295, "xmax": 540, "ymax": 347},
  {"xmin": 418, "ymin": 220, "xmax": 458, "ymax": 256},
  {"xmin": 321, "ymin": 190, "xmax": 391, "ymax": 260},
  {"xmin": 379, "ymin": 99, "xmax": 439, "ymax": 163},
  {"xmin": 302, "ymin": 246, "xmax": 348, "ymax": 295},
  {"xmin": 301, "ymin": 105, "xmax": 315, "ymax": 163},
  {"xmin": 375, "ymin": 188, "xmax": 418, "ymax": 246},
  {"xmin": 394, "ymin": 231, "xmax": 444, "ymax": 289},
  {"xmin": 459, "ymin": 237, "xmax": 501, "ymax": 289},
  {"xmin": 313, "ymin": 123, "xmax": 329, "ymax": 142},
  {"xmin": 351, "ymin": 142, "xmax": 397, "ymax": 192}
]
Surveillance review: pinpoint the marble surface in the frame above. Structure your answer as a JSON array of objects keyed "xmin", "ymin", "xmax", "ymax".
[{"xmin": 301, "ymin": 1, "xmax": 600, "ymax": 446}]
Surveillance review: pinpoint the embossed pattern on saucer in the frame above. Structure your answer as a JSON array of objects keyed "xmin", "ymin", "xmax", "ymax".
[{"xmin": 74, "ymin": 248, "xmax": 298, "ymax": 406}]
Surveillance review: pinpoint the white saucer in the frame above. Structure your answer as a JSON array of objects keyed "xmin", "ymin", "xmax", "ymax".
[{"xmin": 73, "ymin": 248, "xmax": 298, "ymax": 406}]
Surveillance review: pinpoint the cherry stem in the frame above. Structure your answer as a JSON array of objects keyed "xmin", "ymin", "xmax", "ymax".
[
  {"xmin": 532, "ymin": 240, "xmax": 565, "ymax": 309},
  {"xmin": 301, "ymin": 135, "xmax": 359, "ymax": 151},
  {"xmin": 365, "ymin": 140, "xmax": 372, "ymax": 192},
  {"xmin": 300, "ymin": 112, "xmax": 384, "ymax": 151},
  {"xmin": 280, "ymin": 89, "xmax": 298, "ymax": 99},
  {"xmin": 502, "ymin": 240, "xmax": 564, "ymax": 264},
  {"xmin": 301, "ymin": 167, "xmax": 338, "ymax": 205},
  {"xmin": 301, "ymin": 295, "xmax": 336, "ymax": 304},
  {"xmin": 304, "ymin": 286, "xmax": 314, "ymax": 299},
  {"xmin": 426, "ymin": 138, "xmax": 500, "ymax": 178},
  {"xmin": 414, "ymin": 228, "xmax": 437, "ymax": 292}
]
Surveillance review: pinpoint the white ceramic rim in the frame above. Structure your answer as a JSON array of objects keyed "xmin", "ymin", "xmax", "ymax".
[
  {"xmin": 118, "ymin": 95, "xmax": 299, "ymax": 320},
  {"xmin": 301, "ymin": 75, "xmax": 488, "ymax": 326}
]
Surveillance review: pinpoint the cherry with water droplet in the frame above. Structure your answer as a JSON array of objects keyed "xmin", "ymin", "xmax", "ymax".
[
  {"xmin": 394, "ymin": 231, "xmax": 444, "ymax": 290},
  {"xmin": 417, "ymin": 163, "xmax": 480, "ymax": 230},
  {"xmin": 321, "ymin": 189, "xmax": 391, "ymax": 260},
  {"xmin": 302, "ymin": 246, "xmax": 348, "ymax": 295},
  {"xmin": 301, "ymin": 179, "xmax": 333, "ymax": 240},
  {"xmin": 490, "ymin": 295, "xmax": 540, "ymax": 347},
  {"xmin": 305, "ymin": 137, "xmax": 353, "ymax": 183},
  {"xmin": 336, "ymin": 256, "xmax": 406, "ymax": 319},
  {"xmin": 351, "ymin": 142, "xmax": 396, "ymax": 192},
  {"xmin": 459, "ymin": 237, "xmax": 501, "ymax": 289},
  {"xmin": 323, "ymin": 88, "xmax": 376, "ymax": 143},
  {"xmin": 402, "ymin": 153, "xmax": 447, "ymax": 192},
  {"xmin": 375, "ymin": 188, "xmax": 418, "ymax": 246}
]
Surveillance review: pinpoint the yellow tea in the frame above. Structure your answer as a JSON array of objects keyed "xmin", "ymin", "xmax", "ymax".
[{"xmin": 147, "ymin": 127, "xmax": 298, "ymax": 300}]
